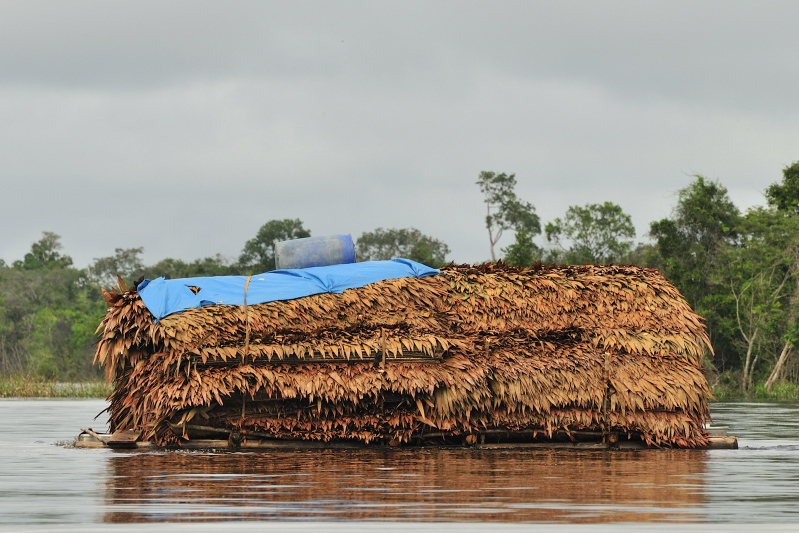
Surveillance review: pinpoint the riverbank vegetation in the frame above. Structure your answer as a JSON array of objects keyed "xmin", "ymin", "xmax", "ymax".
[
  {"xmin": 0, "ymin": 224, "xmax": 451, "ymax": 390},
  {"xmin": 0, "ymin": 377, "xmax": 111, "ymax": 398},
  {"xmin": 2, "ymin": 161, "xmax": 798, "ymax": 398},
  {"xmin": 476, "ymin": 162, "xmax": 799, "ymax": 398}
]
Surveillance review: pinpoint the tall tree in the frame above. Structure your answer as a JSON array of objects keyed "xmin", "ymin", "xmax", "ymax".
[
  {"xmin": 761, "ymin": 161, "xmax": 799, "ymax": 390},
  {"xmin": 502, "ymin": 229, "xmax": 543, "ymax": 267},
  {"xmin": 721, "ymin": 207, "xmax": 799, "ymax": 391},
  {"xmin": 765, "ymin": 296, "xmax": 799, "ymax": 391},
  {"xmin": 86, "ymin": 247, "xmax": 145, "ymax": 287},
  {"xmin": 356, "ymin": 228, "xmax": 450, "ymax": 268},
  {"xmin": 544, "ymin": 202, "xmax": 635, "ymax": 264},
  {"xmin": 475, "ymin": 171, "xmax": 540, "ymax": 261},
  {"xmin": 16, "ymin": 232, "xmax": 73, "ymax": 270},
  {"xmin": 238, "ymin": 219, "xmax": 311, "ymax": 273},
  {"xmin": 1, "ymin": 235, "xmax": 103, "ymax": 379},
  {"xmin": 764, "ymin": 161, "xmax": 799, "ymax": 213},
  {"xmin": 648, "ymin": 176, "xmax": 740, "ymax": 310},
  {"xmin": 648, "ymin": 175, "xmax": 741, "ymax": 373}
]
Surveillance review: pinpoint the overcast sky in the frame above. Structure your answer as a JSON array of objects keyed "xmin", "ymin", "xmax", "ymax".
[{"xmin": 1, "ymin": 1, "xmax": 798, "ymax": 268}]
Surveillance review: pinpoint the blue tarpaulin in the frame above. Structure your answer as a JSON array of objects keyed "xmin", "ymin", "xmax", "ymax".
[{"xmin": 137, "ymin": 258, "xmax": 439, "ymax": 320}]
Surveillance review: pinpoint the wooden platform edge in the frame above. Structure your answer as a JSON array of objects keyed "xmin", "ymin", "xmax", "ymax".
[
  {"xmin": 74, "ymin": 432, "xmax": 739, "ymax": 450},
  {"xmin": 697, "ymin": 435, "xmax": 739, "ymax": 450}
]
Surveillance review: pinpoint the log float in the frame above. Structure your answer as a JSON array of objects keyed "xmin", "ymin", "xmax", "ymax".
[{"xmin": 74, "ymin": 427, "xmax": 738, "ymax": 450}]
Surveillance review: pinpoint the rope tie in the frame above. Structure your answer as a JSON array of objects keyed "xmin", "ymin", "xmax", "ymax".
[
  {"xmin": 240, "ymin": 275, "xmax": 253, "ymax": 426},
  {"xmin": 242, "ymin": 275, "xmax": 253, "ymax": 364}
]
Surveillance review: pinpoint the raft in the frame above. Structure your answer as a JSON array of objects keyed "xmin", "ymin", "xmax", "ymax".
[
  {"xmin": 87, "ymin": 260, "xmax": 729, "ymax": 450},
  {"xmin": 74, "ymin": 428, "xmax": 738, "ymax": 450}
]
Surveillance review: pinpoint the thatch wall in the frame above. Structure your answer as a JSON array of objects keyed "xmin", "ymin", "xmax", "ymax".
[{"xmin": 95, "ymin": 262, "xmax": 713, "ymax": 448}]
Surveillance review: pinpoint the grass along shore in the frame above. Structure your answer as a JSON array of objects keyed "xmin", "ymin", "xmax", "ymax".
[
  {"xmin": 0, "ymin": 377, "xmax": 111, "ymax": 398},
  {"xmin": 712, "ymin": 382, "xmax": 799, "ymax": 402}
]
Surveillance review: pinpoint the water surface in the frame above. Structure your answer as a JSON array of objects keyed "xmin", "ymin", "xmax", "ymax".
[{"xmin": 1, "ymin": 399, "xmax": 798, "ymax": 529}]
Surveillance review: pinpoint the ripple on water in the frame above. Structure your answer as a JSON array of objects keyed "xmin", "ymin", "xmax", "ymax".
[{"xmin": 0, "ymin": 399, "xmax": 798, "ymax": 526}]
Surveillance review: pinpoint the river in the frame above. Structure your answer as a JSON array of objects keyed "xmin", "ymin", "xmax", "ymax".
[{"xmin": 0, "ymin": 399, "xmax": 797, "ymax": 532}]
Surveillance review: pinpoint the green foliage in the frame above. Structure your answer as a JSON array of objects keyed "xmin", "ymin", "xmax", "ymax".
[
  {"xmin": 502, "ymin": 228, "xmax": 543, "ymax": 267},
  {"xmin": 711, "ymin": 374, "xmax": 799, "ymax": 401},
  {"xmin": 475, "ymin": 171, "xmax": 540, "ymax": 261},
  {"xmin": 765, "ymin": 161, "xmax": 799, "ymax": 213},
  {"xmin": 85, "ymin": 247, "xmax": 145, "ymax": 287},
  {"xmin": 643, "ymin": 171, "xmax": 799, "ymax": 395},
  {"xmin": 0, "ymin": 377, "xmax": 111, "ymax": 398},
  {"xmin": 9, "ymin": 165, "xmax": 799, "ymax": 399},
  {"xmin": 0, "ymin": 251, "xmax": 105, "ymax": 380},
  {"xmin": 721, "ymin": 207, "xmax": 799, "ymax": 390},
  {"xmin": 544, "ymin": 202, "xmax": 635, "ymax": 264},
  {"xmin": 86, "ymin": 249, "xmax": 241, "ymax": 287},
  {"xmin": 144, "ymin": 254, "xmax": 240, "ymax": 280},
  {"xmin": 238, "ymin": 219, "xmax": 311, "ymax": 273},
  {"xmin": 356, "ymin": 228, "xmax": 450, "ymax": 268},
  {"xmin": 753, "ymin": 381, "xmax": 799, "ymax": 401},
  {"xmin": 646, "ymin": 176, "xmax": 741, "ymax": 372},
  {"xmin": 648, "ymin": 176, "xmax": 739, "ymax": 307},
  {"xmin": 17, "ymin": 232, "xmax": 73, "ymax": 270},
  {"xmin": 0, "ymin": 219, "xmax": 314, "ymax": 386}
]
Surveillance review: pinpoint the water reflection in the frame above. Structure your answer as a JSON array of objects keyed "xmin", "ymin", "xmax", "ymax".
[
  {"xmin": 103, "ymin": 448, "xmax": 707, "ymax": 523},
  {"xmin": 4, "ymin": 400, "xmax": 799, "ymax": 526}
]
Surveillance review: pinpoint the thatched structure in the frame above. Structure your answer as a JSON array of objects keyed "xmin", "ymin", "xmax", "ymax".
[{"xmin": 95, "ymin": 262, "xmax": 713, "ymax": 448}]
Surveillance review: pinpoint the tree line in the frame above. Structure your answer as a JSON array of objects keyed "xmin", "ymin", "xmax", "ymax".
[
  {"xmin": 476, "ymin": 163, "xmax": 799, "ymax": 393},
  {"xmin": 2, "ymin": 161, "xmax": 798, "ymax": 394},
  {"xmin": 0, "ymin": 224, "xmax": 449, "ymax": 379}
]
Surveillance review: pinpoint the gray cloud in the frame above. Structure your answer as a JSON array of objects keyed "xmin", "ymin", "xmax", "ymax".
[{"xmin": 1, "ymin": 1, "xmax": 798, "ymax": 267}]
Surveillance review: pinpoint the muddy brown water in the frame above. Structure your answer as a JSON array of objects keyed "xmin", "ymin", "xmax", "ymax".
[{"xmin": 0, "ymin": 399, "xmax": 798, "ymax": 531}]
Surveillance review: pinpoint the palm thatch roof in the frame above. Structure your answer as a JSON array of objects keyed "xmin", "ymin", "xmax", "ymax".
[{"xmin": 95, "ymin": 262, "xmax": 713, "ymax": 448}]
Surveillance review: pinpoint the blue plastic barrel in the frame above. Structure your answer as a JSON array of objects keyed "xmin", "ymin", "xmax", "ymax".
[{"xmin": 274, "ymin": 234, "xmax": 356, "ymax": 270}]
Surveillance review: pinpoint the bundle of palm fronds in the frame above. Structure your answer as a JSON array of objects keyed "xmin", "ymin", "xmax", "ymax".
[{"xmin": 95, "ymin": 262, "xmax": 713, "ymax": 448}]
